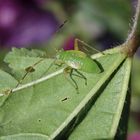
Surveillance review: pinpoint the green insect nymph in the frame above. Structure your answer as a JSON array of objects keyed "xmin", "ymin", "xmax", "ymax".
[
  {"xmin": 52, "ymin": 38, "xmax": 102, "ymax": 92},
  {"xmin": 56, "ymin": 50, "xmax": 100, "ymax": 73}
]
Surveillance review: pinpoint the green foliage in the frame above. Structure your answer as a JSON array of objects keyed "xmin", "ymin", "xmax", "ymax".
[
  {"xmin": 4, "ymin": 48, "xmax": 56, "ymax": 83},
  {"xmin": 0, "ymin": 47, "xmax": 131, "ymax": 139}
]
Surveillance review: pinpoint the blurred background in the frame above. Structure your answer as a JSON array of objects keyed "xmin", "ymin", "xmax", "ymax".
[{"xmin": 0, "ymin": 0, "xmax": 140, "ymax": 139}]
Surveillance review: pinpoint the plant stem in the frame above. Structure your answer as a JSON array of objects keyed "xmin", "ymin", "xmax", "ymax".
[{"xmin": 125, "ymin": 0, "xmax": 140, "ymax": 56}]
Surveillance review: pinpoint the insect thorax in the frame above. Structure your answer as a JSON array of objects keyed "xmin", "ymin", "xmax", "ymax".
[{"xmin": 56, "ymin": 50, "xmax": 87, "ymax": 69}]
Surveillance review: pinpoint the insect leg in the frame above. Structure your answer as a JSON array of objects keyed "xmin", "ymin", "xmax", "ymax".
[
  {"xmin": 74, "ymin": 38, "xmax": 104, "ymax": 55},
  {"xmin": 74, "ymin": 38, "xmax": 79, "ymax": 50},
  {"xmin": 74, "ymin": 69, "xmax": 87, "ymax": 85},
  {"xmin": 69, "ymin": 69, "xmax": 79, "ymax": 91},
  {"xmin": 54, "ymin": 63, "xmax": 64, "ymax": 71},
  {"xmin": 54, "ymin": 61, "xmax": 64, "ymax": 68},
  {"xmin": 63, "ymin": 67, "xmax": 79, "ymax": 93},
  {"xmin": 16, "ymin": 58, "xmax": 45, "ymax": 88},
  {"xmin": 6, "ymin": 58, "xmax": 45, "ymax": 95}
]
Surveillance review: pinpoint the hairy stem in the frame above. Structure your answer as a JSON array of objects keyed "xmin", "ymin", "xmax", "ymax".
[{"xmin": 125, "ymin": 0, "xmax": 140, "ymax": 56}]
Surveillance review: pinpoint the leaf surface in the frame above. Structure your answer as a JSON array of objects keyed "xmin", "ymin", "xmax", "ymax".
[
  {"xmin": 0, "ymin": 133, "xmax": 49, "ymax": 140},
  {"xmin": 69, "ymin": 58, "xmax": 131, "ymax": 140},
  {"xmin": 0, "ymin": 48, "xmax": 130, "ymax": 140},
  {"xmin": 0, "ymin": 70, "xmax": 17, "ymax": 91}
]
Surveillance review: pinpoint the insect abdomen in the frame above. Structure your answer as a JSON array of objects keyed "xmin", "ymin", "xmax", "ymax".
[
  {"xmin": 58, "ymin": 51, "xmax": 86, "ymax": 69},
  {"xmin": 80, "ymin": 58, "xmax": 100, "ymax": 73},
  {"xmin": 58, "ymin": 51, "xmax": 100, "ymax": 73}
]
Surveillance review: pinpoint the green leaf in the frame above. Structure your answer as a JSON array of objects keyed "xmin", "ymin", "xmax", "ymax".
[
  {"xmin": 69, "ymin": 58, "xmax": 131, "ymax": 140},
  {"xmin": 4, "ymin": 48, "xmax": 46, "ymax": 71},
  {"xmin": 4, "ymin": 48, "xmax": 57, "ymax": 82},
  {"xmin": 0, "ymin": 47, "xmax": 131, "ymax": 139}
]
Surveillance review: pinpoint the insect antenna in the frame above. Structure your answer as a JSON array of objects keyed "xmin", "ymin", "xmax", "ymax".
[
  {"xmin": 38, "ymin": 59, "xmax": 57, "ymax": 79},
  {"xmin": 46, "ymin": 20, "xmax": 68, "ymax": 55},
  {"xmin": 55, "ymin": 20, "xmax": 68, "ymax": 34}
]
